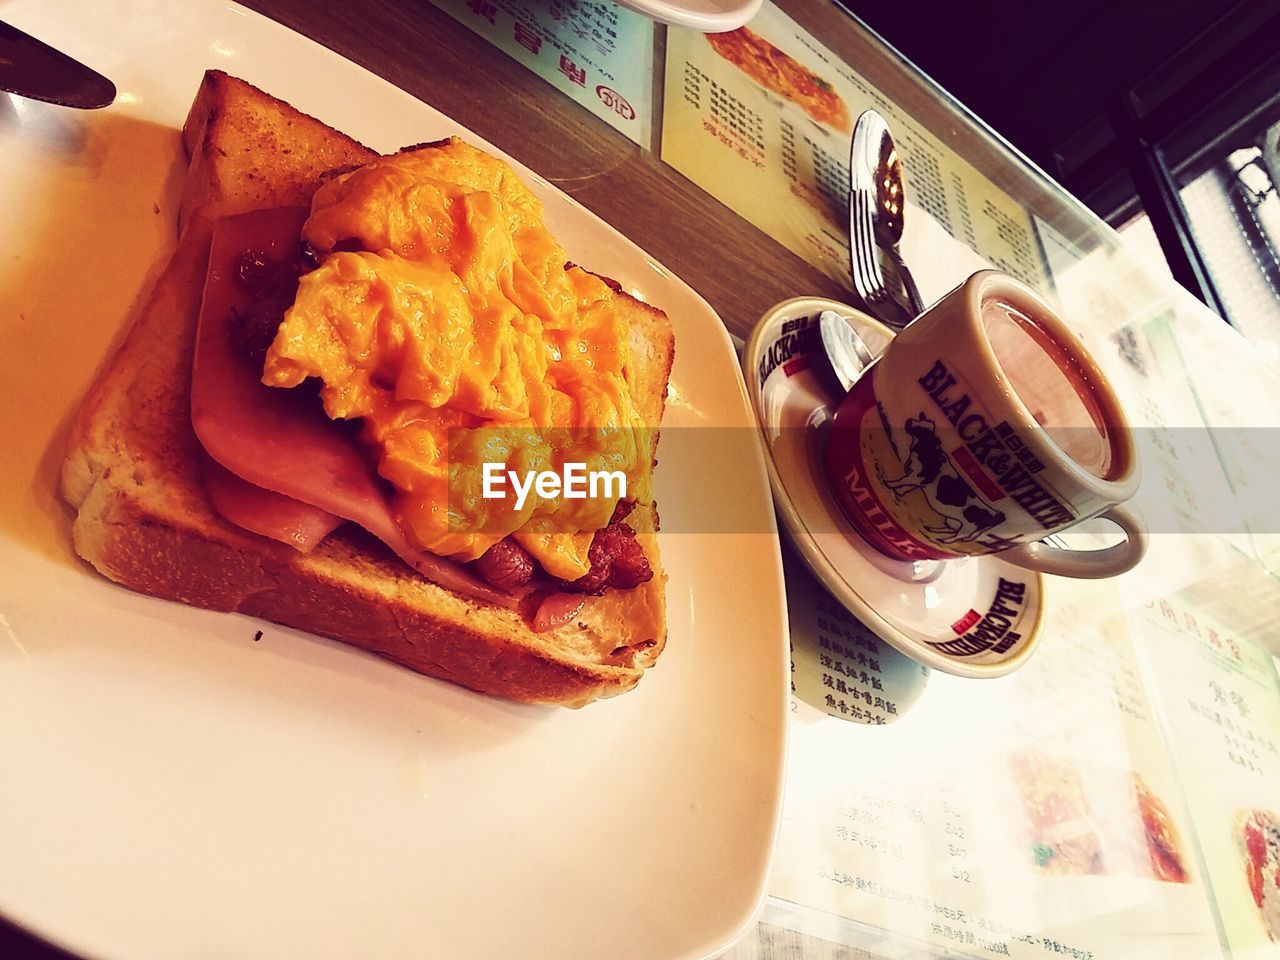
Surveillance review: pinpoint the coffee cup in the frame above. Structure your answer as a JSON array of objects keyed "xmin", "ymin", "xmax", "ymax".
[{"xmin": 823, "ymin": 270, "xmax": 1145, "ymax": 579}]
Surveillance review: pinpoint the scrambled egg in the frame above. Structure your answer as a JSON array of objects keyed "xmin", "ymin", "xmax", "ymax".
[{"xmin": 261, "ymin": 140, "xmax": 645, "ymax": 580}]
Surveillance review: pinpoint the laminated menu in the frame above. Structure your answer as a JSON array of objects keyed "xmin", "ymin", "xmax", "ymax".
[
  {"xmin": 1130, "ymin": 597, "xmax": 1280, "ymax": 953},
  {"xmin": 429, "ymin": 0, "xmax": 655, "ymax": 146},
  {"xmin": 783, "ymin": 546, "xmax": 931, "ymax": 727},
  {"xmin": 772, "ymin": 531, "xmax": 1280, "ymax": 959},
  {"xmin": 771, "ymin": 573, "xmax": 1229, "ymax": 960},
  {"xmin": 661, "ymin": 2, "xmax": 1048, "ymax": 293}
]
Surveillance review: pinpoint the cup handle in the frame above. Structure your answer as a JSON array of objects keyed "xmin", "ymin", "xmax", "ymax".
[{"xmin": 998, "ymin": 504, "xmax": 1147, "ymax": 580}]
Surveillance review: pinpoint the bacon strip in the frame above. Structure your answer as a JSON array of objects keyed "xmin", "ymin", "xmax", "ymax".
[{"xmin": 556, "ymin": 520, "xmax": 653, "ymax": 595}]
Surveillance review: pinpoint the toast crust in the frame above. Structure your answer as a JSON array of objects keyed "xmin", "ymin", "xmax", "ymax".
[
  {"xmin": 61, "ymin": 71, "xmax": 674, "ymax": 707},
  {"xmin": 179, "ymin": 70, "xmax": 377, "ymax": 231}
]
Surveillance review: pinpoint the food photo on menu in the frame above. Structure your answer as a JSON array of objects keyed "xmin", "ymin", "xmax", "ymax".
[{"xmin": 3, "ymin": 1, "xmax": 1280, "ymax": 960}]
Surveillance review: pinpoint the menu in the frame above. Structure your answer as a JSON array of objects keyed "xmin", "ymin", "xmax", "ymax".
[
  {"xmin": 1131, "ymin": 597, "xmax": 1280, "ymax": 953},
  {"xmin": 784, "ymin": 546, "xmax": 931, "ymax": 726},
  {"xmin": 1105, "ymin": 309, "xmax": 1254, "ymax": 550},
  {"xmin": 660, "ymin": 2, "xmax": 1048, "ymax": 293},
  {"xmin": 428, "ymin": 0, "xmax": 656, "ymax": 147},
  {"xmin": 1171, "ymin": 315, "xmax": 1280, "ymax": 582},
  {"xmin": 771, "ymin": 570, "xmax": 1251, "ymax": 960},
  {"xmin": 1090, "ymin": 276, "xmax": 1280, "ymax": 645}
]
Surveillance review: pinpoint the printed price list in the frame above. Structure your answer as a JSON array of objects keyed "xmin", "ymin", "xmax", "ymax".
[
  {"xmin": 810, "ymin": 592, "xmax": 904, "ymax": 724},
  {"xmin": 896, "ymin": 126, "xmax": 951, "ymax": 233},
  {"xmin": 661, "ymin": 0, "xmax": 1049, "ymax": 294},
  {"xmin": 775, "ymin": 559, "xmax": 1221, "ymax": 959}
]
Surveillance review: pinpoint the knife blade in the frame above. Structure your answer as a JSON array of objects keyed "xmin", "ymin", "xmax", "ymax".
[{"xmin": 0, "ymin": 20, "xmax": 115, "ymax": 109}]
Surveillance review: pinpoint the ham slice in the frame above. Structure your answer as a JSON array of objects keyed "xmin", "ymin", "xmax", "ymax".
[
  {"xmin": 191, "ymin": 207, "xmax": 511, "ymax": 607},
  {"xmin": 202, "ymin": 453, "xmax": 340, "ymax": 553}
]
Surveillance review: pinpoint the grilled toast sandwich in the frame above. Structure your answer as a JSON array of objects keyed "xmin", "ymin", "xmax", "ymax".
[{"xmin": 60, "ymin": 71, "xmax": 673, "ymax": 707}]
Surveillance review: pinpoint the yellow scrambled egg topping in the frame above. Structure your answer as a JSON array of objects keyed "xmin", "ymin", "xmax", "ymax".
[{"xmin": 261, "ymin": 140, "xmax": 644, "ymax": 580}]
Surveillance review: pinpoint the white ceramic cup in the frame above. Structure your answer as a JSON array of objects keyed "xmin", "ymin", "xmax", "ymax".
[{"xmin": 823, "ymin": 270, "xmax": 1146, "ymax": 579}]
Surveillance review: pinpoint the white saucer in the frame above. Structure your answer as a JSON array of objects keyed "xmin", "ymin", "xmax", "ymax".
[{"xmin": 744, "ymin": 297, "xmax": 1044, "ymax": 678}]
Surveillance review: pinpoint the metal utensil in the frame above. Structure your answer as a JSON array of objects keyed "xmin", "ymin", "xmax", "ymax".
[
  {"xmin": 848, "ymin": 176, "xmax": 911, "ymax": 329},
  {"xmin": 816, "ymin": 309, "xmax": 876, "ymax": 394},
  {"xmin": 849, "ymin": 111, "xmax": 919, "ymax": 326},
  {"xmin": 861, "ymin": 113, "xmax": 924, "ymax": 316},
  {"xmin": 0, "ymin": 21, "xmax": 116, "ymax": 109}
]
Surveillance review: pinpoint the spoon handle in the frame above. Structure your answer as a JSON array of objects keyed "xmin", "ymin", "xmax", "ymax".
[{"xmin": 887, "ymin": 246, "xmax": 925, "ymax": 317}]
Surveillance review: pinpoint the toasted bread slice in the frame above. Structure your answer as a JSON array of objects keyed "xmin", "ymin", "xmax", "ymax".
[
  {"xmin": 179, "ymin": 70, "xmax": 377, "ymax": 230},
  {"xmin": 60, "ymin": 71, "xmax": 673, "ymax": 707}
]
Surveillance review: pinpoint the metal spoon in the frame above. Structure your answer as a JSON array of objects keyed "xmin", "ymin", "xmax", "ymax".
[
  {"xmin": 816, "ymin": 309, "xmax": 876, "ymax": 394},
  {"xmin": 851, "ymin": 110, "xmax": 924, "ymax": 317}
]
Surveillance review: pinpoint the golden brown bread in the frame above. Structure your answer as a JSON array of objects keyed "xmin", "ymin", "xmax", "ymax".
[
  {"xmin": 60, "ymin": 70, "xmax": 674, "ymax": 707},
  {"xmin": 179, "ymin": 71, "xmax": 377, "ymax": 231}
]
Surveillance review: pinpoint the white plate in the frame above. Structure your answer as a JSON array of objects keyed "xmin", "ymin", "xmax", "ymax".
[
  {"xmin": 743, "ymin": 297, "xmax": 1043, "ymax": 678},
  {"xmin": 614, "ymin": 0, "xmax": 761, "ymax": 32},
  {"xmin": 0, "ymin": 3, "xmax": 789, "ymax": 959}
]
